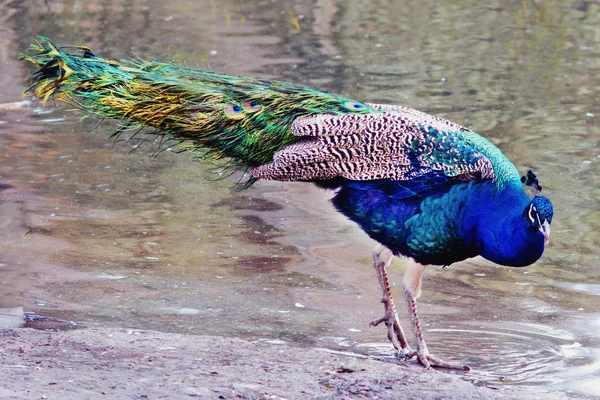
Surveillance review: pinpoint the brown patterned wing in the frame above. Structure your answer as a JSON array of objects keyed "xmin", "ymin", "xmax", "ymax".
[{"xmin": 250, "ymin": 104, "xmax": 496, "ymax": 185}]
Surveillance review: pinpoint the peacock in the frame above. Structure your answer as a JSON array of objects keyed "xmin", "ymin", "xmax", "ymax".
[{"xmin": 21, "ymin": 37, "xmax": 554, "ymax": 370}]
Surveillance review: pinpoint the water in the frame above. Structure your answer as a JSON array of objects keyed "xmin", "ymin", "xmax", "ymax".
[{"xmin": 1, "ymin": 0, "xmax": 599, "ymax": 398}]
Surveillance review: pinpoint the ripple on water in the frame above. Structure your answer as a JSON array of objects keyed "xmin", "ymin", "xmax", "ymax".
[
  {"xmin": 437, "ymin": 327, "xmax": 568, "ymax": 385},
  {"xmin": 319, "ymin": 321, "xmax": 599, "ymax": 398},
  {"xmin": 428, "ymin": 323, "xmax": 598, "ymax": 396}
]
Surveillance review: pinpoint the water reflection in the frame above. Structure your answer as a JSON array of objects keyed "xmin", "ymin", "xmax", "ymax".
[{"xmin": 1, "ymin": 0, "xmax": 599, "ymax": 398}]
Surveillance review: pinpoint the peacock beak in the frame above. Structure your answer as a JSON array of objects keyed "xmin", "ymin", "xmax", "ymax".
[{"xmin": 539, "ymin": 220, "xmax": 551, "ymax": 244}]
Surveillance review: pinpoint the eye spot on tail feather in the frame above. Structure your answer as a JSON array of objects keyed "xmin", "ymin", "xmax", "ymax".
[
  {"xmin": 243, "ymin": 100, "xmax": 262, "ymax": 113},
  {"xmin": 344, "ymin": 102, "xmax": 367, "ymax": 112},
  {"xmin": 225, "ymin": 102, "xmax": 244, "ymax": 118}
]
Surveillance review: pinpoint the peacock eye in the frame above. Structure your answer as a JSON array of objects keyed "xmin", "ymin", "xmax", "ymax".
[
  {"xmin": 224, "ymin": 102, "xmax": 244, "ymax": 118},
  {"xmin": 243, "ymin": 100, "xmax": 262, "ymax": 113},
  {"xmin": 344, "ymin": 101, "xmax": 367, "ymax": 111}
]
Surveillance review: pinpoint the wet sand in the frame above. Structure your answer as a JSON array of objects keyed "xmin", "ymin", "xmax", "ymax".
[{"xmin": 0, "ymin": 327, "xmax": 566, "ymax": 400}]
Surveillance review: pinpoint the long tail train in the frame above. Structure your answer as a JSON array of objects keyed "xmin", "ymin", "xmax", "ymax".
[{"xmin": 21, "ymin": 37, "xmax": 376, "ymax": 177}]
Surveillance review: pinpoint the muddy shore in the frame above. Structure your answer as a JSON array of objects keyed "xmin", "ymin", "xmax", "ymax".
[{"xmin": 0, "ymin": 326, "xmax": 566, "ymax": 400}]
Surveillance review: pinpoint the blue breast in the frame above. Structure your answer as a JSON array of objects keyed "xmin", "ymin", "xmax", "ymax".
[{"xmin": 331, "ymin": 179, "xmax": 546, "ymax": 267}]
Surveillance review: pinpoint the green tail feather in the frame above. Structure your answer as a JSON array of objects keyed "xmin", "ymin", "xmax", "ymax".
[{"xmin": 21, "ymin": 37, "xmax": 376, "ymax": 175}]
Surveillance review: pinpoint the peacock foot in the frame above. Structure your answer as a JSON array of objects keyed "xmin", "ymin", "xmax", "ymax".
[
  {"xmin": 370, "ymin": 245, "xmax": 413, "ymax": 357},
  {"xmin": 408, "ymin": 348, "xmax": 471, "ymax": 371},
  {"xmin": 370, "ymin": 309, "xmax": 413, "ymax": 358}
]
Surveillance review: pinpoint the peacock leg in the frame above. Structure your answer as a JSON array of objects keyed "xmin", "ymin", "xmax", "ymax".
[
  {"xmin": 369, "ymin": 244, "xmax": 412, "ymax": 357},
  {"xmin": 402, "ymin": 258, "xmax": 471, "ymax": 370}
]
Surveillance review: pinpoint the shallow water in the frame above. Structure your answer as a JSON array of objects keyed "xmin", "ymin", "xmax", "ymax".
[{"xmin": 1, "ymin": 0, "xmax": 599, "ymax": 398}]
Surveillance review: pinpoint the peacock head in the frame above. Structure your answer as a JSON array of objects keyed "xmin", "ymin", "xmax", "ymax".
[
  {"xmin": 526, "ymin": 196, "xmax": 553, "ymax": 243},
  {"xmin": 521, "ymin": 169, "xmax": 553, "ymax": 244}
]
